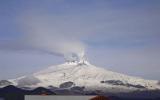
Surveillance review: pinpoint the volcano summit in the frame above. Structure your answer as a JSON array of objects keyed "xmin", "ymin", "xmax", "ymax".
[{"xmin": 4, "ymin": 55, "xmax": 159, "ymax": 95}]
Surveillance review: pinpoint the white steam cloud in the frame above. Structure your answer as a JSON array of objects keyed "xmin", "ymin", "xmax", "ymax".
[
  {"xmin": 1, "ymin": 12, "xmax": 86, "ymax": 62},
  {"xmin": 22, "ymin": 13, "xmax": 86, "ymax": 62}
]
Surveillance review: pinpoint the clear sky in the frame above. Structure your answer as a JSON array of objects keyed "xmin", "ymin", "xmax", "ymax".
[{"xmin": 0, "ymin": 0, "xmax": 160, "ymax": 80}]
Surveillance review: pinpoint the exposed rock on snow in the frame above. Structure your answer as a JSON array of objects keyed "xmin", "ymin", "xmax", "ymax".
[
  {"xmin": 59, "ymin": 81, "xmax": 75, "ymax": 88},
  {"xmin": 17, "ymin": 75, "xmax": 40, "ymax": 87},
  {"xmin": 0, "ymin": 80, "xmax": 12, "ymax": 87}
]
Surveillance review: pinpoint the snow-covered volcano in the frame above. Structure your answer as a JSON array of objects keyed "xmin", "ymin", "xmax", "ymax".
[{"xmin": 8, "ymin": 59, "xmax": 160, "ymax": 93}]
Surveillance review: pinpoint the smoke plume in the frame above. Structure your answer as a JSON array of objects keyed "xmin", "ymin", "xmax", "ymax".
[{"xmin": 0, "ymin": 12, "xmax": 86, "ymax": 62}]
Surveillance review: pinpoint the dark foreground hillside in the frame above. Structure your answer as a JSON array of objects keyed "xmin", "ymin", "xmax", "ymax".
[
  {"xmin": 0, "ymin": 85, "xmax": 56, "ymax": 100},
  {"xmin": 0, "ymin": 85, "xmax": 160, "ymax": 100}
]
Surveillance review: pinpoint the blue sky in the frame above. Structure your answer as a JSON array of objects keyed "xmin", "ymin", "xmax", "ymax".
[{"xmin": 0, "ymin": 0, "xmax": 160, "ymax": 80}]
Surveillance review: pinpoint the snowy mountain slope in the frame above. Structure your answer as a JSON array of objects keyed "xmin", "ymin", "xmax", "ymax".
[{"xmin": 8, "ymin": 60, "xmax": 160, "ymax": 93}]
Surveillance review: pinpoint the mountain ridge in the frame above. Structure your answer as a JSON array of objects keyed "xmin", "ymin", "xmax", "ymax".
[{"xmin": 7, "ymin": 60, "xmax": 159, "ymax": 93}]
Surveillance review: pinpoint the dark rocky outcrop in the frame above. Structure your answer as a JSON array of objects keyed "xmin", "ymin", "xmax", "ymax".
[
  {"xmin": 0, "ymin": 80, "xmax": 12, "ymax": 86},
  {"xmin": 59, "ymin": 81, "xmax": 75, "ymax": 88},
  {"xmin": 17, "ymin": 75, "xmax": 40, "ymax": 87},
  {"xmin": 101, "ymin": 80, "xmax": 146, "ymax": 89}
]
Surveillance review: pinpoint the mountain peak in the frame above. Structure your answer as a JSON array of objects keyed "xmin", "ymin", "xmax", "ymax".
[
  {"xmin": 9, "ymin": 59, "xmax": 160, "ymax": 92},
  {"xmin": 64, "ymin": 54, "xmax": 90, "ymax": 66}
]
